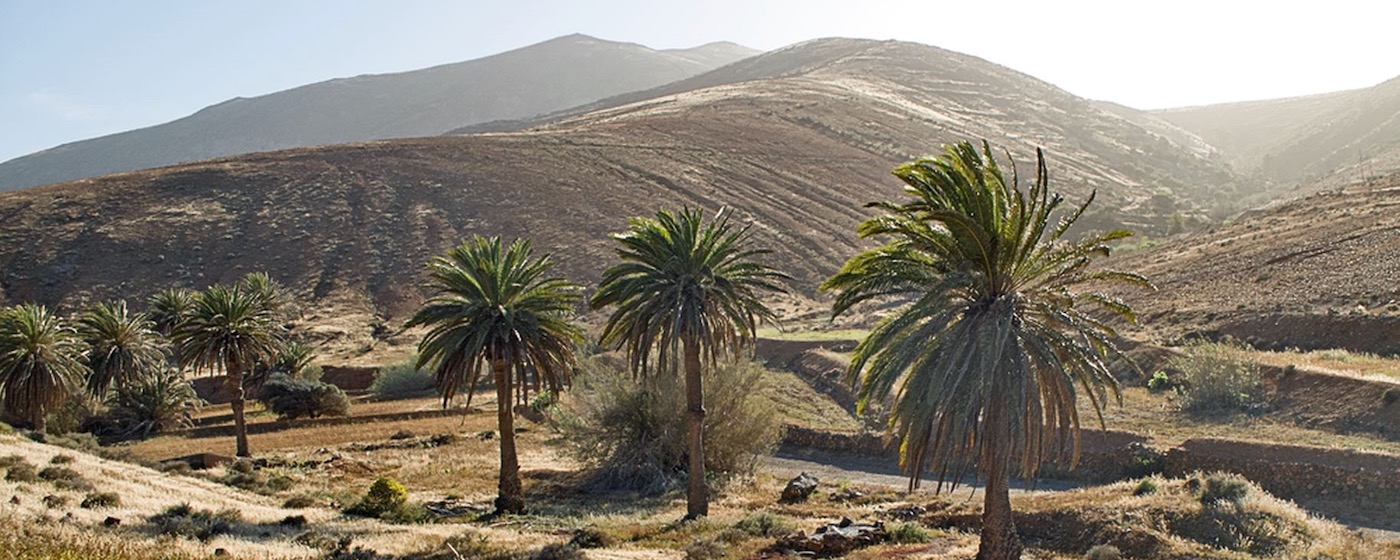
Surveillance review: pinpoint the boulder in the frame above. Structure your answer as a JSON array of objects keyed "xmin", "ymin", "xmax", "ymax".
[
  {"xmin": 771, "ymin": 518, "xmax": 887, "ymax": 556},
  {"xmin": 781, "ymin": 472, "xmax": 820, "ymax": 503}
]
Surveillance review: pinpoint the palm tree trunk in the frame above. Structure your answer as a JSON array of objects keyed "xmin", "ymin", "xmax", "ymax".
[
  {"xmin": 230, "ymin": 361, "xmax": 250, "ymax": 457},
  {"xmin": 976, "ymin": 405, "xmax": 1022, "ymax": 560},
  {"xmin": 493, "ymin": 359, "xmax": 525, "ymax": 514},
  {"xmin": 683, "ymin": 335, "xmax": 708, "ymax": 519},
  {"xmin": 31, "ymin": 408, "xmax": 46, "ymax": 438}
]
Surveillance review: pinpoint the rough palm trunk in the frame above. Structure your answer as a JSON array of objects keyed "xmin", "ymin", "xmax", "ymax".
[
  {"xmin": 683, "ymin": 334, "xmax": 708, "ymax": 519},
  {"xmin": 31, "ymin": 408, "xmax": 46, "ymax": 438},
  {"xmin": 976, "ymin": 400, "xmax": 1022, "ymax": 560},
  {"xmin": 493, "ymin": 359, "xmax": 525, "ymax": 514},
  {"xmin": 229, "ymin": 358, "xmax": 250, "ymax": 457}
]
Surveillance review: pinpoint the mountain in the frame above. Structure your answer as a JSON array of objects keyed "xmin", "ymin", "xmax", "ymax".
[
  {"xmin": 1153, "ymin": 75, "xmax": 1400, "ymax": 192},
  {"xmin": 1106, "ymin": 171, "xmax": 1400, "ymax": 355},
  {"xmin": 0, "ymin": 38, "xmax": 1245, "ymax": 359},
  {"xmin": 0, "ymin": 34, "xmax": 759, "ymax": 191}
]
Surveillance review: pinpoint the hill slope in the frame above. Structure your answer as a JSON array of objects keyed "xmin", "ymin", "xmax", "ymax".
[
  {"xmin": 0, "ymin": 38, "xmax": 1244, "ymax": 358},
  {"xmin": 1107, "ymin": 172, "xmax": 1400, "ymax": 354},
  {"xmin": 1153, "ymin": 74, "xmax": 1400, "ymax": 191},
  {"xmin": 0, "ymin": 34, "xmax": 758, "ymax": 191}
]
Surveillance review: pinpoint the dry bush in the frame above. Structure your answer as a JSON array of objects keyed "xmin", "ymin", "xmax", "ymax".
[
  {"xmin": 551, "ymin": 356, "xmax": 783, "ymax": 493},
  {"xmin": 0, "ymin": 515, "xmax": 206, "ymax": 560},
  {"xmin": 370, "ymin": 357, "xmax": 436, "ymax": 400},
  {"xmin": 148, "ymin": 503, "xmax": 243, "ymax": 542},
  {"xmin": 259, "ymin": 374, "xmax": 350, "ymax": 420},
  {"xmin": 1172, "ymin": 341, "xmax": 1266, "ymax": 414}
]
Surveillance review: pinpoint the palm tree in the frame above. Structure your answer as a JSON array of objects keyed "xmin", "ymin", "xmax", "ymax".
[
  {"xmin": 0, "ymin": 304, "xmax": 90, "ymax": 435},
  {"xmin": 406, "ymin": 236, "xmax": 582, "ymax": 515},
  {"xmin": 590, "ymin": 207, "xmax": 788, "ymax": 519},
  {"xmin": 78, "ymin": 300, "xmax": 166, "ymax": 397},
  {"xmin": 822, "ymin": 141, "xmax": 1150, "ymax": 560},
  {"xmin": 173, "ymin": 284, "xmax": 282, "ymax": 457},
  {"xmin": 148, "ymin": 287, "xmax": 194, "ymax": 337}
]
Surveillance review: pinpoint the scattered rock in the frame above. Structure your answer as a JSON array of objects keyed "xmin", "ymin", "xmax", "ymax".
[
  {"xmin": 477, "ymin": 430, "xmax": 495, "ymax": 440},
  {"xmin": 389, "ymin": 429, "xmax": 415, "ymax": 440},
  {"xmin": 103, "ymin": 516, "xmax": 121, "ymax": 527},
  {"xmin": 281, "ymin": 515, "xmax": 308, "ymax": 527},
  {"xmin": 770, "ymin": 518, "xmax": 887, "ymax": 557},
  {"xmin": 781, "ymin": 472, "xmax": 820, "ymax": 503},
  {"xmin": 8, "ymin": 496, "xmax": 18, "ymax": 505},
  {"xmin": 884, "ymin": 504, "xmax": 927, "ymax": 521},
  {"xmin": 828, "ymin": 487, "xmax": 863, "ymax": 502},
  {"xmin": 213, "ymin": 548, "xmax": 229, "ymax": 556}
]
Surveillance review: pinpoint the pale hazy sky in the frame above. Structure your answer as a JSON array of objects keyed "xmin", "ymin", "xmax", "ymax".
[{"xmin": 3, "ymin": 0, "xmax": 1397, "ymax": 164}]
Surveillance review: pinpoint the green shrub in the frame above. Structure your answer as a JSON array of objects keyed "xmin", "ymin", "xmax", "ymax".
[
  {"xmin": 553, "ymin": 357, "xmax": 783, "ymax": 493},
  {"xmin": 1171, "ymin": 342, "xmax": 1265, "ymax": 414},
  {"xmin": 81, "ymin": 491, "xmax": 121, "ymax": 509},
  {"xmin": 1200, "ymin": 473, "xmax": 1250, "ymax": 506},
  {"xmin": 1133, "ymin": 477, "xmax": 1159, "ymax": 496},
  {"xmin": 888, "ymin": 522, "xmax": 934, "ymax": 544},
  {"xmin": 1146, "ymin": 371, "xmax": 1173, "ymax": 392},
  {"xmin": 0, "ymin": 454, "xmax": 26, "ymax": 469},
  {"xmin": 149, "ymin": 503, "xmax": 242, "ymax": 541},
  {"xmin": 345, "ymin": 477, "xmax": 419, "ymax": 522},
  {"xmin": 283, "ymin": 494, "xmax": 318, "ymax": 508},
  {"xmin": 42, "ymin": 494, "xmax": 69, "ymax": 508},
  {"xmin": 48, "ymin": 454, "xmax": 74, "ymax": 465},
  {"xmin": 370, "ymin": 359, "xmax": 436, "ymax": 400},
  {"xmin": 98, "ymin": 366, "xmax": 200, "ymax": 439},
  {"xmin": 567, "ymin": 527, "xmax": 614, "ymax": 549},
  {"xmin": 733, "ymin": 512, "xmax": 793, "ymax": 537},
  {"xmin": 259, "ymin": 374, "xmax": 350, "ymax": 420}
]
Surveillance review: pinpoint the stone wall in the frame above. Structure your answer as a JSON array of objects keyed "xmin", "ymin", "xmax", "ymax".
[{"xmin": 1165, "ymin": 437, "xmax": 1400, "ymax": 505}]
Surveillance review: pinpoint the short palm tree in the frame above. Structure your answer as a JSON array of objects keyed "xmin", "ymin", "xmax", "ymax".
[
  {"xmin": 406, "ymin": 235, "xmax": 582, "ymax": 515},
  {"xmin": 822, "ymin": 141, "xmax": 1150, "ymax": 560},
  {"xmin": 148, "ymin": 287, "xmax": 194, "ymax": 337},
  {"xmin": 173, "ymin": 284, "xmax": 283, "ymax": 457},
  {"xmin": 591, "ymin": 207, "xmax": 788, "ymax": 519},
  {"xmin": 0, "ymin": 304, "xmax": 90, "ymax": 435},
  {"xmin": 79, "ymin": 300, "xmax": 166, "ymax": 397}
]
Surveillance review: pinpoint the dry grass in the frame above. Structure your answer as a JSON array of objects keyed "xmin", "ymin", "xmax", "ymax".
[{"xmin": 1251, "ymin": 348, "xmax": 1400, "ymax": 382}]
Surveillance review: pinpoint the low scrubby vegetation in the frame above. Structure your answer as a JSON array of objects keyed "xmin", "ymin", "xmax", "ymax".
[
  {"xmin": 258, "ymin": 374, "xmax": 350, "ymax": 420},
  {"xmin": 369, "ymin": 357, "xmax": 436, "ymax": 400},
  {"xmin": 1172, "ymin": 341, "xmax": 1266, "ymax": 414},
  {"xmin": 148, "ymin": 503, "xmax": 243, "ymax": 541},
  {"xmin": 551, "ymin": 356, "xmax": 783, "ymax": 493}
]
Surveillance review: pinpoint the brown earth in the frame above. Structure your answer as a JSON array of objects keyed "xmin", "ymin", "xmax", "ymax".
[{"xmin": 1107, "ymin": 173, "xmax": 1400, "ymax": 353}]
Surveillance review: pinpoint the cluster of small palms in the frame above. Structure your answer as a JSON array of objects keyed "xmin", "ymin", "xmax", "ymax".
[
  {"xmin": 412, "ymin": 140, "xmax": 1147, "ymax": 560},
  {"xmin": 0, "ymin": 272, "xmax": 306, "ymax": 455}
]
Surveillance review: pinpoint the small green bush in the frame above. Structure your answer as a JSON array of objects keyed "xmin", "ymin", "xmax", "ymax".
[
  {"xmin": 1200, "ymin": 473, "xmax": 1250, "ymax": 506},
  {"xmin": 149, "ymin": 503, "xmax": 242, "ymax": 541},
  {"xmin": 1146, "ymin": 371, "xmax": 1173, "ymax": 392},
  {"xmin": 1172, "ymin": 342, "xmax": 1265, "ymax": 414},
  {"xmin": 345, "ymin": 477, "xmax": 416, "ymax": 521},
  {"xmin": 370, "ymin": 359, "xmax": 436, "ymax": 400},
  {"xmin": 259, "ymin": 374, "xmax": 350, "ymax": 420},
  {"xmin": 42, "ymin": 494, "xmax": 69, "ymax": 508},
  {"xmin": 888, "ymin": 522, "xmax": 934, "ymax": 544},
  {"xmin": 567, "ymin": 527, "xmax": 614, "ymax": 549},
  {"xmin": 48, "ymin": 454, "xmax": 74, "ymax": 465},
  {"xmin": 1133, "ymin": 478, "xmax": 1159, "ymax": 496},
  {"xmin": 683, "ymin": 538, "xmax": 726, "ymax": 560},
  {"xmin": 81, "ymin": 491, "xmax": 121, "ymax": 509},
  {"xmin": 733, "ymin": 512, "xmax": 793, "ymax": 537},
  {"xmin": 283, "ymin": 494, "xmax": 317, "ymax": 508},
  {"xmin": 0, "ymin": 454, "xmax": 26, "ymax": 469}
]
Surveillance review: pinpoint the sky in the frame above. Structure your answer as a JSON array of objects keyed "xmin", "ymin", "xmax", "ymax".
[{"xmin": 3, "ymin": 0, "xmax": 1398, "ymax": 164}]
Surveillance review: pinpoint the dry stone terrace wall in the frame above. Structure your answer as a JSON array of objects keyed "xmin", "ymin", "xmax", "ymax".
[{"xmin": 1165, "ymin": 438, "xmax": 1400, "ymax": 508}]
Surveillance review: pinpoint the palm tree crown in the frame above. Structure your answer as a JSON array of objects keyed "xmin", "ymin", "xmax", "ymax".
[
  {"xmin": 79, "ymin": 300, "xmax": 166, "ymax": 397},
  {"xmin": 591, "ymin": 207, "xmax": 788, "ymax": 375},
  {"xmin": 174, "ymin": 285, "xmax": 283, "ymax": 378},
  {"xmin": 590, "ymin": 207, "xmax": 787, "ymax": 519},
  {"xmin": 0, "ymin": 304, "xmax": 90, "ymax": 434},
  {"xmin": 822, "ymin": 141, "xmax": 1150, "ymax": 559},
  {"xmin": 406, "ymin": 235, "xmax": 581, "ymax": 514},
  {"xmin": 148, "ymin": 287, "xmax": 194, "ymax": 337}
]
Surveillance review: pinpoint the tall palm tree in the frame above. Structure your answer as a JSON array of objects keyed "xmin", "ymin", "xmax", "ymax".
[
  {"xmin": 591, "ymin": 207, "xmax": 788, "ymax": 519},
  {"xmin": 78, "ymin": 300, "xmax": 166, "ymax": 397},
  {"xmin": 822, "ymin": 141, "xmax": 1150, "ymax": 560},
  {"xmin": 173, "ymin": 284, "xmax": 282, "ymax": 457},
  {"xmin": 148, "ymin": 287, "xmax": 194, "ymax": 337},
  {"xmin": 0, "ymin": 304, "xmax": 90, "ymax": 435},
  {"xmin": 406, "ymin": 236, "xmax": 582, "ymax": 515}
]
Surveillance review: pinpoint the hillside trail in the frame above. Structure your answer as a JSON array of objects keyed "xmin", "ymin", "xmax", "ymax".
[{"xmin": 765, "ymin": 446, "xmax": 1400, "ymax": 542}]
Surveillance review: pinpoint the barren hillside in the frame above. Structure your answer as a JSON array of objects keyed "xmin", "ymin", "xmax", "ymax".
[
  {"xmin": 0, "ymin": 38, "xmax": 1246, "ymax": 358},
  {"xmin": 1108, "ymin": 172, "xmax": 1400, "ymax": 354}
]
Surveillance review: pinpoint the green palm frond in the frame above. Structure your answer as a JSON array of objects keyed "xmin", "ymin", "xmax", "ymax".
[
  {"xmin": 0, "ymin": 304, "xmax": 90, "ymax": 424},
  {"xmin": 147, "ymin": 287, "xmax": 194, "ymax": 337},
  {"xmin": 405, "ymin": 236, "xmax": 582, "ymax": 407},
  {"xmin": 590, "ymin": 207, "xmax": 789, "ymax": 375},
  {"xmin": 173, "ymin": 284, "xmax": 283, "ymax": 378},
  {"xmin": 822, "ymin": 140, "xmax": 1153, "ymax": 489},
  {"xmin": 79, "ymin": 300, "xmax": 166, "ymax": 397}
]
